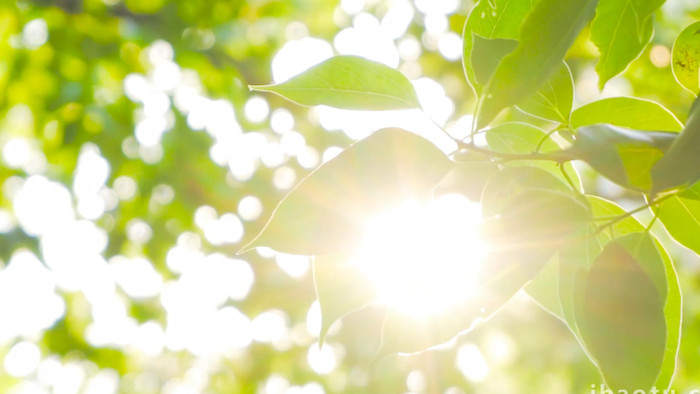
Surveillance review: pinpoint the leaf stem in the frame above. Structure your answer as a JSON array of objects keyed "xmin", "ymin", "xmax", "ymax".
[
  {"xmin": 534, "ymin": 126, "xmax": 569, "ymax": 153},
  {"xmin": 593, "ymin": 193, "xmax": 675, "ymax": 236},
  {"xmin": 453, "ymin": 140, "xmax": 574, "ymax": 163}
]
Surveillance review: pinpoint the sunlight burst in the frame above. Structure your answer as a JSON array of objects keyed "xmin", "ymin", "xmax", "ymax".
[{"xmin": 354, "ymin": 193, "xmax": 487, "ymax": 318}]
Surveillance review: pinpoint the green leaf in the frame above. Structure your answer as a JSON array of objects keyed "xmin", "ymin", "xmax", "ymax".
[
  {"xmin": 571, "ymin": 97, "xmax": 683, "ymax": 132},
  {"xmin": 671, "ymin": 21, "xmax": 700, "ymax": 94},
  {"xmin": 530, "ymin": 197, "xmax": 643, "ymax": 337},
  {"xmin": 657, "ymin": 183, "xmax": 700, "ymax": 254},
  {"xmin": 525, "ymin": 255, "xmax": 565, "ymax": 321},
  {"xmin": 516, "ymin": 61, "xmax": 574, "ymax": 124},
  {"xmin": 471, "ymin": 35, "xmax": 518, "ymax": 86},
  {"xmin": 476, "ymin": 0, "xmax": 598, "ymax": 129},
  {"xmin": 242, "ymin": 128, "xmax": 453, "ymax": 255},
  {"xmin": 590, "ymin": 0, "xmax": 663, "ymax": 88},
  {"xmin": 570, "ymin": 124, "xmax": 677, "ymax": 191},
  {"xmin": 651, "ymin": 97, "xmax": 700, "ymax": 194},
  {"xmin": 313, "ymin": 254, "xmax": 377, "ymax": 345},
  {"xmin": 462, "ymin": 0, "xmax": 536, "ymax": 94},
  {"xmin": 576, "ymin": 235, "xmax": 667, "ymax": 392},
  {"xmin": 486, "ymin": 188, "xmax": 592, "ymax": 252},
  {"xmin": 250, "ymin": 56, "xmax": 420, "ymax": 110},
  {"xmin": 588, "ymin": 195, "xmax": 645, "ymax": 236},
  {"xmin": 485, "ymin": 122, "xmax": 581, "ymax": 186},
  {"xmin": 481, "ymin": 165, "xmax": 569, "ymax": 218},
  {"xmin": 529, "ymin": 199, "xmax": 681, "ymax": 390},
  {"xmin": 653, "ymin": 239, "xmax": 682, "ymax": 391}
]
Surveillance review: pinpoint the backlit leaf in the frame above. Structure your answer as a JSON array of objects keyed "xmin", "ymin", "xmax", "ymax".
[
  {"xmin": 657, "ymin": 183, "xmax": 700, "ymax": 254},
  {"xmin": 485, "ymin": 122, "xmax": 581, "ymax": 186},
  {"xmin": 516, "ymin": 62, "xmax": 574, "ymax": 124},
  {"xmin": 671, "ymin": 21, "xmax": 700, "ymax": 94},
  {"xmin": 313, "ymin": 254, "xmax": 377, "ymax": 344},
  {"xmin": 481, "ymin": 165, "xmax": 569, "ymax": 218},
  {"xmin": 471, "ymin": 35, "xmax": 518, "ymax": 86},
  {"xmin": 476, "ymin": 0, "xmax": 598, "ymax": 129},
  {"xmin": 571, "ymin": 97, "xmax": 683, "ymax": 132},
  {"xmin": 242, "ymin": 128, "xmax": 453, "ymax": 255},
  {"xmin": 591, "ymin": 0, "xmax": 663, "ymax": 88},
  {"xmin": 462, "ymin": 0, "xmax": 536, "ymax": 94},
  {"xmin": 250, "ymin": 56, "xmax": 420, "ymax": 110}
]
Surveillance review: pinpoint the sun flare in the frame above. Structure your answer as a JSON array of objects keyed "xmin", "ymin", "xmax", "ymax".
[{"xmin": 353, "ymin": 193, "xmax": 488, "ymax": 318}]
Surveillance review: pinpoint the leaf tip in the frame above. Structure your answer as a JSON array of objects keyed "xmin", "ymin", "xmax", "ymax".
[
  {"xmin": 236, "ymin": 237, "xmax": 263, "ymax": 256},
  {"xmin": 248, "ymin": 84, "xmax": 274, "ymax": 93}
]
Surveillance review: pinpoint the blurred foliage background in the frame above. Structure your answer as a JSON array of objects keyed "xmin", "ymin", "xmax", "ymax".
[{"xmin": 2, "ymin": 0, "xmax": 700, "ymax": 393}]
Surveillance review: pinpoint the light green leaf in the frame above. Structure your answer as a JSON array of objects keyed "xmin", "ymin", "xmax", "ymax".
[
  {"xmin": 576, "ymin": 235, "xmax": 668, "ymax": 392},
  {"xmin": 570, "ymin": 124, "xmax": 677, "ymax": 191},
  {"xmin": 590, "ymin": 0, "xmax": 663, "ymax": 88},
  {"xmin": 671, "ymin": 21, "xmax": 700, "ymax": 94},
  {"xmin": 588, "ymin": 195, "xmax": 645, "ymax": 236},
  {"xmin": 462, "ymin": 0, "xmax": 536, "ymax": 94},
  {"xmin": 657, "ymin": 183, "xmax": 700, "ymax": 254},
  {"xmin": 471, "ymin": 35, "xmax": 518, "ymax": 86},
  {"xmin": 313, "ymin": 254, "xmax": 377, "ymax": 345},
  {"xmin": 516, "ymin": 62, "xmax": 574, "ymax": 124},
  {"xmin": 525, "ymin": 255, "xmax": 565, "ymax": 321},
  {"xmin": 476, "ymin": 0, "xmax": 598, "ymax": 129},
  {"xmin": 571, "ymin": 97, "xmax": 683, "ymax": 132},
  {"xmin": 654, "ymin": 239, "xmax": 682, "ymax": 391},
  {"xmin": 250, "ymin": 56, "xmax": 420, "ymax": 110},
  {"xmin": 485, "ymin": 122, "xmax": 581, "ymax": 186},
  {"xmin": 241, "ymin": 128, "xmax": 453, "ymax": 255},
  {"xmin": 481, "ymin": 165, "xmax": 569, "ymax": 218},
  {"xmin": 651, "ymin": 97, "xmax": 700, "ymax": 194}
]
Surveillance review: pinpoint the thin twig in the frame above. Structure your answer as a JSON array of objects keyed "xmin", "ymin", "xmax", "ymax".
[
  {"xmin": 593, "ymin": 193, "xmax": 675, "ymax": 237},
  {"xmin": 453, "ymin": 141, "xmax": 573, "ymax": 164}
]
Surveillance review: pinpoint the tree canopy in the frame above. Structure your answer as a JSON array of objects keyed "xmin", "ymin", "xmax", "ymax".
[{"xmin": 3, "ymin": 0, "xmax": 700, "ymax": 393}]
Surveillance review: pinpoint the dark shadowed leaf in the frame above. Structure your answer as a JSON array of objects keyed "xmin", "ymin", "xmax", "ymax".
[
  {"xmin": 591, "ymin": 0, "xmax": 663, "ymax": 88},
  {"xmin": 576, "ymin": 235, "xmax": 667, "ymax": 392},
  {"xmin": 571, "ymin": 199, "xmax": 681, "ymax": 391},
  {"xmin": 571, "ymin": 97, "xmax": 683, "ymax": 132},
  {"xmin": 476, "ymin": 0, "xmax": 598, "ymax": 128},
  {"xmin": 651, "ymin": 97, "xmax": 700, "ymax": 194},
  {"xmin": 250, "ymin": 56, "xmax": 420, "ymax": 110},
  {"xmin": 528, "ymin": 198, "xmax": 640, "ymax": 328},
  {"xmin": 241, "ymin": 128, "xmax": 453, "ymax": 255},
  {"xmin": 570, "ymin": 124, "xmax": 677, "ymax": 191}
]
